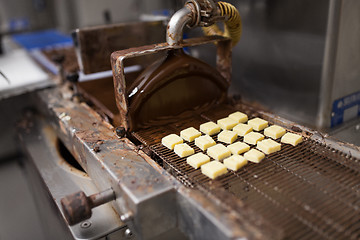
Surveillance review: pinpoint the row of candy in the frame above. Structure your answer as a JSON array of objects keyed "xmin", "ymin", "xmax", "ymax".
[{"xmin": 161, "ymin": 112, "xmax": 303, "ymax": 179}]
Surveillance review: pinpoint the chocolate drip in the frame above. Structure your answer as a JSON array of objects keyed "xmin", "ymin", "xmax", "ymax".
[{"xmin": 126, "ymin": 49, "xmax": 229, "ymax": 131}]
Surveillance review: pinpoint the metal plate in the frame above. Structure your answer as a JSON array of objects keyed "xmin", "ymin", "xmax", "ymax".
[{"xmin": 73, "ymin": 21, "xmax": 167, "ymax": 74}]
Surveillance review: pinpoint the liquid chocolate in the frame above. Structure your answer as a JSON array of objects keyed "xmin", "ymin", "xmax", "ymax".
[{"xmin": 126, "ymin": 49, "xmax": 229, "ymax": 131}]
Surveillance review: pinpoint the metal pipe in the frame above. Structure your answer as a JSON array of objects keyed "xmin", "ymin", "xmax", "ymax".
[
  {"xmin": 316, "ymin": 0, "xmax": 342, "ymax": 129},
  {"xmin": 166, "ymin": 6, "xmax": 193, "ymax": 46},
  {"xmin": 89, "ymin": 188, "xmax": 116, "ymax": 208}
]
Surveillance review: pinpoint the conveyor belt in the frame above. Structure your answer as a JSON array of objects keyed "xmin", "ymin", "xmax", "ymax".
[{"xmin": 132, "ymin": 105, "xmax": 360, "ymax": 239}]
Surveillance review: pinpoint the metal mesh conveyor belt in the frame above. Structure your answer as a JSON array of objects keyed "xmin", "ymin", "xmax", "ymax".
[{"xmin": 132, "ymin": 105, "xmax": 360, "ymax": 239}]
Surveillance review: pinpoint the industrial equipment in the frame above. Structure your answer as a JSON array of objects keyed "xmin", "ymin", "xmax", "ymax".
[{"xmin": 13, "ymin": 0, "xmax": 360, "ymax": 239}]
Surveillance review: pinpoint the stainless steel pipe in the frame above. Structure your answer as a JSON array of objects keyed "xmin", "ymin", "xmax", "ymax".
[{"xmin": 166, "ymin": 6, "xmax": 193, "ymax": 46}]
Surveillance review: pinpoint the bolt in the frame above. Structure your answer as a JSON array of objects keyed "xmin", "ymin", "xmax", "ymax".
[
  {"xmin": 120, "ymin": 212, "xmax": 133, "ymax": 222},
  {"xmin": 93, "ymin": 146, "xmax": 100, "ymax": 152},
  {"xmin": 115, "ymin": 127, "xmax": 126, "ymax": 138},
  {"xmin": 124, "ymin": 228, "xmax": 133, "ymax": 238},
  {"xmin": 66, "ymin": 72, "xmax": 79, "ymax": 83},
  {"xmin": 80, "ymin": 221, "xmax": 91, "ymax": 228}
]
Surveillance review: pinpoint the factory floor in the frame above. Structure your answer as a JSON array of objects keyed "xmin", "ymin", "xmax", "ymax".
[{"xmin": 0, "ymin": 158, "xmax": 46, "ymax": 240}]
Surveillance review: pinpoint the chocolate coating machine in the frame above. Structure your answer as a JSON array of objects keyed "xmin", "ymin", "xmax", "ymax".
[{"xmin": 18, "ymin": 1, "xmax": 360, "ymax": 239}]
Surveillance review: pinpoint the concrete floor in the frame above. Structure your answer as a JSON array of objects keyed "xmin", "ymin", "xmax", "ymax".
[{"xmin": 0, "ymin": 159, "xmax": 46, "ymax": 240}]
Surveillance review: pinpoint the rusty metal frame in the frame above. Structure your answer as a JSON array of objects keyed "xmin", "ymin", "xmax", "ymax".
[
  {"xmin": 111, "ymin": 35, "xmax": 232, "ymax": 131},
  {"xmin": 32, "ymin": 87, "xmax": 282, "ymax": 240}
]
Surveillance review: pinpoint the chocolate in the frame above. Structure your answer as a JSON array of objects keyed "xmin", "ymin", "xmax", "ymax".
[
  {"xmin": 126, "ymin": 49, "xmax": 229, "ymax": 131},
  {"xmin": 42, "ymin": 47, "xmax": 79, "ymax": 73}
]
